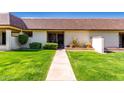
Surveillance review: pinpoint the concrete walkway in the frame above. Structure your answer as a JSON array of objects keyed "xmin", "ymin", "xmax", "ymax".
[{"xmin": 46, "ymin": 49, "xmax": 76, "ymax": 81}]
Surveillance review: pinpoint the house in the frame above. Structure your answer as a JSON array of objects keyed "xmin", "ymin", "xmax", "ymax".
[{"xmin": 0, "ymin": 13, "xmax": 124, "ymax": 50}]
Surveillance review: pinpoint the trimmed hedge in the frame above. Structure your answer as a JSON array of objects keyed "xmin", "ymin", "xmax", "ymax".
[
  {"xmin": 29, "ymin": 42, "xmax": 42, "ymax": 49},
  {"xmin": 43, "ymin": 43, "xmax": 58, "ymax": 49},
  {"xmin": 18, "ymin": 34, "xmax": 29, "ymax": 45}
]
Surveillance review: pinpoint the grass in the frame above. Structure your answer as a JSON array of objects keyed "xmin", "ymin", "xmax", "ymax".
[
  {"xmin": 0, "ymin": 50, "xmax": 55, "ymax": 81},
  {"xmin": 67, "ymin": 51, "xmax": 124, "ymax": 81}
]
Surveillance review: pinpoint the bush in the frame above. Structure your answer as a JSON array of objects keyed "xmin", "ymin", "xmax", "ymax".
[
  {"xmin": 29, "ymin": 42, "xmax": 42, "ymax": 49},
  {"xmin": 43, "ymin": 43, "xmax": 58, "ymax": 49},
  {"xmin": 71, "ymin": 38, "xmax": 81, "ymax": 48},
  {"xmin": 85, "ymin": 42, "xmax": 92, "ymax": 48},
  {"xmin": 18, "ymin": 34, "xmax": 29, "ymax": 45}
]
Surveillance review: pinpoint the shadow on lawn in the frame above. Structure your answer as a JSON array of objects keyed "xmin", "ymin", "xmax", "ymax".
[{"xmin": 105, "ymin": 51, "xmax": 115, "ymax": 53}]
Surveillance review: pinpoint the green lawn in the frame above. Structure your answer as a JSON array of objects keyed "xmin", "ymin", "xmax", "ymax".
[
  {"xmin": 67, "ymin": 51, "xmax": 124, "ymax": 81},
  {"xmin": 0, "ymin": 50, "xmax": 55, "ymax": 81}
]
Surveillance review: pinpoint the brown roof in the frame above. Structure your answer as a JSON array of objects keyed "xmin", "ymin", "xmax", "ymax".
[
  {"xmin": 0, "ymin": 13, "xmax": 27, "ymax": 29},
  {"xmin": 22, "ymin": 18, "xmax": 124, "ymax": 30},
  {"xmin": 1, "ymin": 13, "xmax": 124, "ymax": 30},
  {"xmin": 10, "ymin": 14, "xmax": 27, "ymax": 29}
]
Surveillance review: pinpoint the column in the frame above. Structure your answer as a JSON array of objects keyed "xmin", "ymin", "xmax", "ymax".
[{"xmin": 6, "ymin": 29, "xmax": 11, "ymax": 50}]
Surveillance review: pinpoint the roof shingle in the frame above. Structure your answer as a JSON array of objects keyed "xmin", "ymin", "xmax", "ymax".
[{"xmin": 22, "ymin": 18, "xmax": 124, "ymax": 30}]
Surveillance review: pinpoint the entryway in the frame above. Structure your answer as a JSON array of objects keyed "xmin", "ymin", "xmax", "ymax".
[
  {"xmin": 119, "ymin": 33, "xmax": 124, "ymax": 48},
  {"xmin": 47, "ymin": 32, "xmax": 64, "ymax": 48}
]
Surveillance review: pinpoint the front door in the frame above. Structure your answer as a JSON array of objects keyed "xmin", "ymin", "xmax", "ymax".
[
  {"xmin": 119, "ymin": 33, "xmax": 124, "ymax": 48},
  {"xmin": 58, "ymin": 34, "xmax": 64, "ymax": 48},
  {"xmin": 47, "ymin": 32, "xmax": 64, "ymax": 48}
]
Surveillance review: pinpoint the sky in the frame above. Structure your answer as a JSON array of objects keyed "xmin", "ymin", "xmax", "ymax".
[{"xmin": 11, "ymin": 12, "xmax": 124, "ymax": 18}]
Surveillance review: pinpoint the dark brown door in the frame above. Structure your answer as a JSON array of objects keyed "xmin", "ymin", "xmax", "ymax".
[
  {"xmin": 58, "ymin": 34, "xmax": 64, "ymax": 48},
  {"xmin": 122, "ymin": 36, "xmax": 124, "ymax": 48}
]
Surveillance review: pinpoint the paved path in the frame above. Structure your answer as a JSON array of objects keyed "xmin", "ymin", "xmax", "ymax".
[{"xmin": 46, "ymin": 49, "xmax": 76, "ymax": 81}]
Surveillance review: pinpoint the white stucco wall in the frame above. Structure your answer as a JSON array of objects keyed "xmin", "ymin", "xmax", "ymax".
[
  {"xmin": 10, "ymin": 31, "xmax": 47, "ymax": 49},
  {"xmin": 0, "ymin": 30, "xmax": 120, "ymax": 50},
  {"xmin": 6, "ymin": 29, "xmax": 11, "ymax": 50},
  {"xmin": 90, "ymin": 31, "xmax": 119, "ymax": 48},
  {"xmin": 30, "ymin": 31, "xmax": 47, "ymax": 45},
  {"xmin": 64, "ymin": 31, "xmax": 90, "ymax": 47},
  {"xmin": 11, "ymin": 37, "xmax": 20, "ymax": 49}
]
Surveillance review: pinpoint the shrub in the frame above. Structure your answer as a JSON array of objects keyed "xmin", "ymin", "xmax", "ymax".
[
  {"xmin": 85, "ymin": 42, "xmax": 92, "ymax": 48},
  {"xmin": 43, "ymin": 43, "xmax": 58, "ymax": 49},
  {"xmin": 71, "ymin": 38, "xmax": 81, "ymax": 48},
  {"xmin": 29, "ymin": 42, "xmax": 42, "ymax": 49},
  {"xmin": 18, "ymin": 33, "xmax": 29, "ymax": 45}
]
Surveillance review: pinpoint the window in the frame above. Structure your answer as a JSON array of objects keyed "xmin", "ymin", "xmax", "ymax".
[
  {"xmin": 24, "ymin": 31, "xmax": 33, "ymax": 37},
  {"xmin": 2, "ymin": 32, "xmax": 6, "ymax": 45}
]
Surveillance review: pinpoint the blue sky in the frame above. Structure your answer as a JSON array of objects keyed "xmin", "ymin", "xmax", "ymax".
[{"xmin": 11, "ymin": 12, "xmax": 124, "ymax": 18}]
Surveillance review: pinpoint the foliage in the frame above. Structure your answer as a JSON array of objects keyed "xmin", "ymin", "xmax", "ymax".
[
  {"xmin": 71, "ymin": 38, "xmax": 81, "ymax": 48},
  {"xmin": 29, "ymin": 42, "xmax": 42, "ymax": 49},
  {"xmin": 43, "ymin": 43, "xmax": 58, "ymax": 50},
  {"xmin": 85, "ymin": 42, "xmax": 92, "ymax": 48},
  {"xmin": 18, "ymin": 33, "xmax": 29, "ymax": 45}
]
